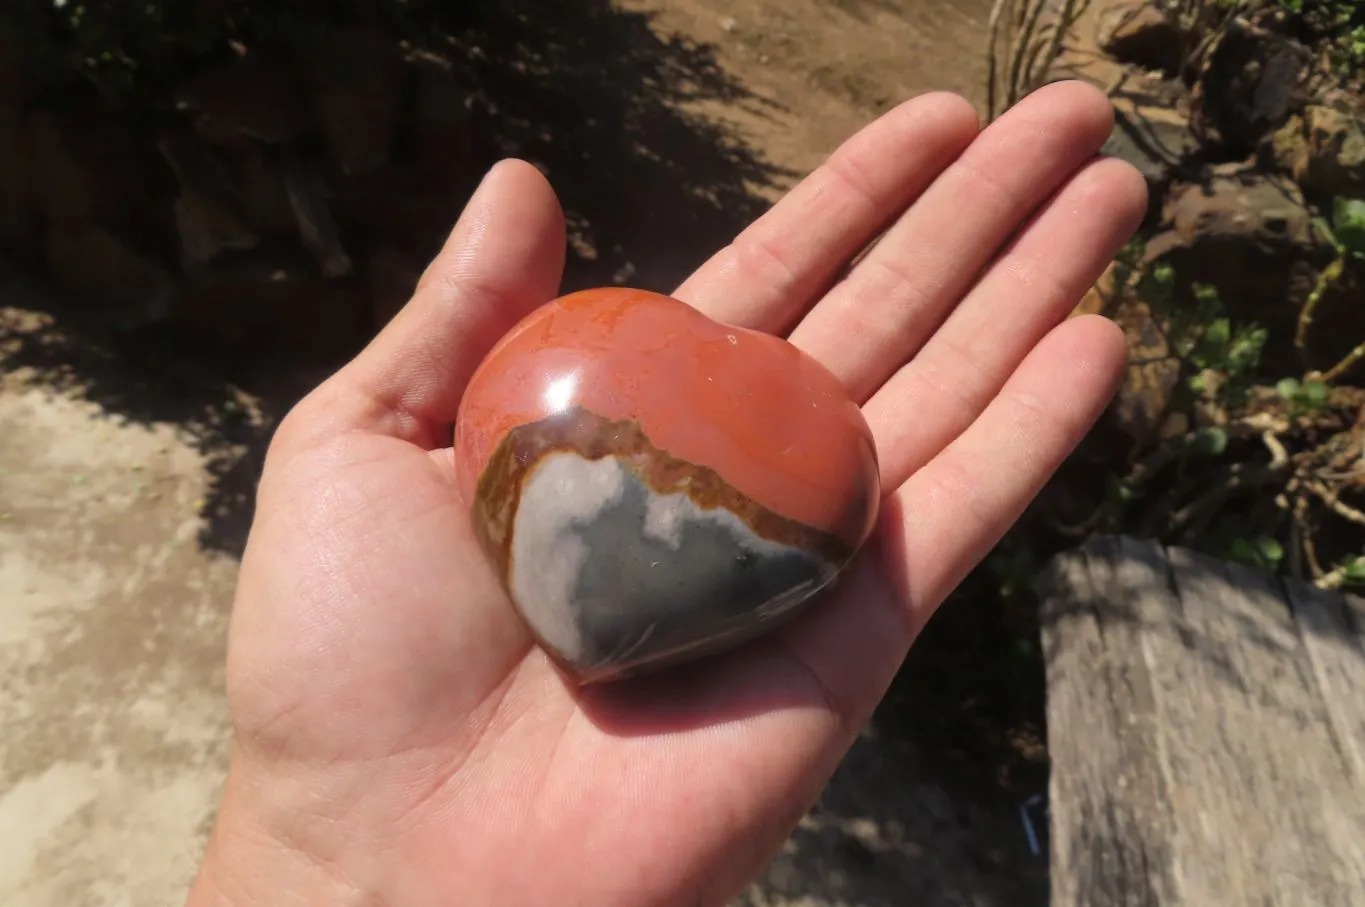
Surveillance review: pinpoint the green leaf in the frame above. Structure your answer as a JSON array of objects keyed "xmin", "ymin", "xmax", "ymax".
[
  {"xmin": 1228, "ymin": 535, "xmax": 1285, "ymax": 571},
  {"xmin": 1226, "ymin": 324, "xmax": 1267, "ymax": 374},
  {"xmin": 1203, "ymin": 317, "xmax": 1230, "ymax": 348},
  {"xmin": 1278, "ymin": 377, "xmax": 1330, "ymax": 411},
  {"xmin": 1255, "ymin": 536, "xmax": 1285, "ymax": 567},
  {"xmin": 1138, "ymin": 261, "xmax": 1178, "ymax": 312},
  {"xmin": 1190, "ymin": 317, "xmax": 1232, "ymax": 369},
  {"xmin": 1193, "ymin": 282, "xmax": 1221, "ymax": 306},
  {"xmin": 1187, "ymin": 426, "xmax": 1229, "ymax": 457},
  {"xmin": 1228, "ymin": 537, "xmax": 1258, "ymax": 564},
  {"xmin": 1332, "ymin": 197, "xmax": 1365, "ymax": 256}
]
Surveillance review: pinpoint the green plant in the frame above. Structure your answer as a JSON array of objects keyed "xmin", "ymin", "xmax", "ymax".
[
  {"xmin": 1319, "ymin": 555, "xmax": 1365, "ymax": 589},
  {"xmin": 1274, "ymin": 376, "xmax": 1330, "ymax": 414},
  {"xmin": 984, "ymin": 0, "xmax": 1365, "ymax": 648},
  {"xmin": 1139, "ymin": 263, "xmax": 1269, "ymax": 409},
  {"xmin": 1049, "ymin": 238, "xmax": 1365, "ymax": 592},
  {"xmin": 1299, "ymin": 196, "xmax": 1365, "ymax": 382},
  {"xmin": 1344, "ymin": 24, "xmax": 1365, "ymax": 62},
  {"xmin": 1212, "ymin": 517, "xmax": 1287, "ymax": 571},
  {"xmin": 1276, "ymin": 0, "xmax": 1365, "ymax": 71},
  {"xmin": 1276, "ymin": 0, "xmax": 1358, "ymax": 20},
  {"xmin": 1184, "ymin": 292, "xmax": 1268, "ymax": 407}
]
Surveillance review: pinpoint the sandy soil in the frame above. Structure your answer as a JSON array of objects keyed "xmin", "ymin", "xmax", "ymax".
[
  {"xmin": 619, "ymin": 0, "xmax": 993, "ymax": 181},
  {"xmin": 0, "ymin": 2, "xmax": 1047, "ymax": 905},
  {"xmin": 0, "ymin": 293, "xmax": 237, "ymax": 905}
]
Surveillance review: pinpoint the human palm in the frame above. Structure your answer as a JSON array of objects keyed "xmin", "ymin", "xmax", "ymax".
[{"xmin": 189, "ymin": 81, "xmax": 1145, "ymax": 907}]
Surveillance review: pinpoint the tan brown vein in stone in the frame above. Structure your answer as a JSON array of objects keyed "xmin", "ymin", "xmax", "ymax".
[{"xmin": 470, "ymin": 405, "xmax": 855, "ymax": 584}]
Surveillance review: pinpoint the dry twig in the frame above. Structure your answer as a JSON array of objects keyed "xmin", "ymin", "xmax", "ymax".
[
  {"xmin": 986, "ymin": 0, "xmax": 1094, "ymax": 120},
  {"xmin": 1298, "ymin": 257, "xmax": 1345, "ymax": 366},
  {"xmin": 1305, "ymin": 479, "xmax": 1365, "ymax": 527}
]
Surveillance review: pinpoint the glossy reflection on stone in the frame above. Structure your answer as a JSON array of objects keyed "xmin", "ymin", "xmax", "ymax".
[{"xmin": 455, "ymin": 287, "xmax": 880, "ymax": 683}]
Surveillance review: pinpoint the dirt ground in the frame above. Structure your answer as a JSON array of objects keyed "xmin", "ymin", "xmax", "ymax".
[
  {"xmin": 0, "ymin": 2, "xmax": 1050, "ymax": 905},
  {"xmin": 617, "ymin": 0, "xmax": 993, "ymax": 181}
]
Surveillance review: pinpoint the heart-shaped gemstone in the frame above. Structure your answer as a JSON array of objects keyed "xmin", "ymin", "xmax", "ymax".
[{"xmin": 455, "ymin": 287, "xmax": 880, "ymax": 683}]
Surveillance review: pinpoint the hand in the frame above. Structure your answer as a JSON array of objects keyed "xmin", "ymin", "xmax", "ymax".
[{"xmin": 188, "ymin": 80, "xmax": 1145, "ymax": 907}]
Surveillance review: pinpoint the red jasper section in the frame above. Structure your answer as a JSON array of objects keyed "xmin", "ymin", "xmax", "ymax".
[{"xmin": 455, "ymin": 287, "xmax": 880, "ymax": 549}]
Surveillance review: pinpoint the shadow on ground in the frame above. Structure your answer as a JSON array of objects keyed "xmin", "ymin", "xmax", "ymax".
[
  {"xmin": 1, "ymin": 5, "xmax": 1058, "ymax": 903},
  {"xmin": 738, "ymin": 722, "xmax": 1048, "ymax": 906},
  {"xmin": 0, "ymin": 0, "xmax": 790, "ymax": 558}
]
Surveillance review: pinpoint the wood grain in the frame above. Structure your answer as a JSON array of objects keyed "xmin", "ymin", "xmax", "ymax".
[{"xmin": 1039, "ymin": 535, "xmax": 1365, "ymax": 906}]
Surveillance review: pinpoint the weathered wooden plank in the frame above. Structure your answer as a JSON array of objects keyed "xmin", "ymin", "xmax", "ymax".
[
  {"xmin": 1039, "ymin": 535, "xmax": 1365, "ymax": 907},
  {"xmin": 1039, "ymin": 535, "xmax": 1180, "ymax": 907},
  {"xmin": 1159, "ymin": 546, "xmax": 1365, "ymax": 905},
  {"xmin": 1284, "ymin": 579, "xmax": 1365, "ymax": 786}
]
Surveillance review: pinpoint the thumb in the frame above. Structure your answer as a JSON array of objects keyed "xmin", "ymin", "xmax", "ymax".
[{"xmin": 285, "ymin": 159, "xmax": 568, "ymax": 454}]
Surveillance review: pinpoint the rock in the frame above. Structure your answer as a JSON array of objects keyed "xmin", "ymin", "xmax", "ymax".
[
  {"xmin": 455, "ymin": 288, "xmax": 880, "ymax": 683},
  {"xmin": 1143, "ymin": 171, "xmax": 1325, "ymax": 377},
  {"xmin": 169, "ymin": 252, "xmax": 372, "ymax": 358},
  {"xmin": 1098, "ymin": 1, "xmax": 1181, "ymax": 75},
  {"xmin": 171, "ymin": 189, "xmax": 257, "ymax": 271},
  {"xmin": 169, "ymin": 195, "xmax": 256, "ymax": 271},
  {"xmin": 25, "ymin": 109, "xmax": 179, "ymax": 260},
  {"xmin": 332, "ymin": 168, "xmax": 465, "ymax": 266},
  {"xmin": 1266, "ymin": 105, "xmax": 1365, "ymax": 199},
  {"xmin": 1110, "ymin": 296, "xmax": 1184, "ymax": 443},
  {"xmin": 1073, "ymin": 260, "xmax": 1121, "ymax": 319},
  {"xmin": 280, "ymin": 150, "xmax": 352, "ymax": 279},
  {"xmin": 1268, "ymin": 114, "xmax": 1312, "ymax": 182},
  {"xmin": 0, "ymin": 22, "xmax": 26, "ymax": 106},
  {"xmin": 229, "ymin": 145, "xmax": 298, "ymax": 238},
  {"xmin": 1102, "ymin": 89, "xmax": 1201, "ymax": 191},
  {"xmin": 1074, "ymin": 264, "xmax": 1183, "ymax": 443},
  {"xmin": 158, "ymin": 128, "xmax": 259, "ymax": 269},
  {"xmin": 0, "ymin": 26, "xmax": 28, "ymax": 252},
  {"xmin": 306, "ymin": 28, "xmax": 406, "ymax": 177},
  {"xmin": 0, "ymin": 104, "xmax": 35, "ymax": 256},
  {"xmin": 176, "ymin": 55, "xmax": 312, "ymax": 148},
  {"xmin": 43, "ymin": 226, "xmax": 173, "ymax": 325},
  {"xmin": 1192, "ymin": 20, "xmax": 1312, "ymax": 152},
  {"xmin": 411, "ymin": 55, "xmax": 477, "ymax": 190},
  {"xmin": 1163, "ymin": 169, "xmax": 1315, "ymax": 252},
  {"xmin": 25, "ymin": 112, "xmax": 98, "ymax": 230}
]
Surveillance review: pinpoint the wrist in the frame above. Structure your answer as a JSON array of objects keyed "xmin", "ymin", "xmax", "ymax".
[{"xmin": 186, "ymin": 755, "xmax": 367, "ymax": 907}]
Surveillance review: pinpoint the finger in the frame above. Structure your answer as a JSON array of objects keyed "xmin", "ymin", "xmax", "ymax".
[
  {"xmin": 674, "ymin": 92, "xmax": 979, "ymax": 333},
  {"xmin": 774, "ymin": 315, "xmax": 1126, "ymax": 725},
  {"xmin": 884, "ymin": 314, "xmax": 1126, "ymax": 621},
  {"xmin": 292, "ymin": 159, "xmax": 567, "ymax": 449},
  {"xmin": 787, "ymin": 80, "xmax": 1116, "ymax": 402},
  {"xmin": 864, "ymin": 156, "xmax": 1147, "ymax": 491}
]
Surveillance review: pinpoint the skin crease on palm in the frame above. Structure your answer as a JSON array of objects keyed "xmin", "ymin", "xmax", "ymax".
[{"xmin": 185, "ymin": 80, "xmax": 1147, "ymax": 907}]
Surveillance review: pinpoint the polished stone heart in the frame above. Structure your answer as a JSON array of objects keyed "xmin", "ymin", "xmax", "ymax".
[{"xmin": 455, "ymin": 287, "xmax": 880, "ymax": 683}]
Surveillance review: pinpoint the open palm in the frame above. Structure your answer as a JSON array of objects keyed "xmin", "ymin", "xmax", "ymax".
[{"xmin": 190, "ymin": 81, "xmax": 1145, "ymax": 907}]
